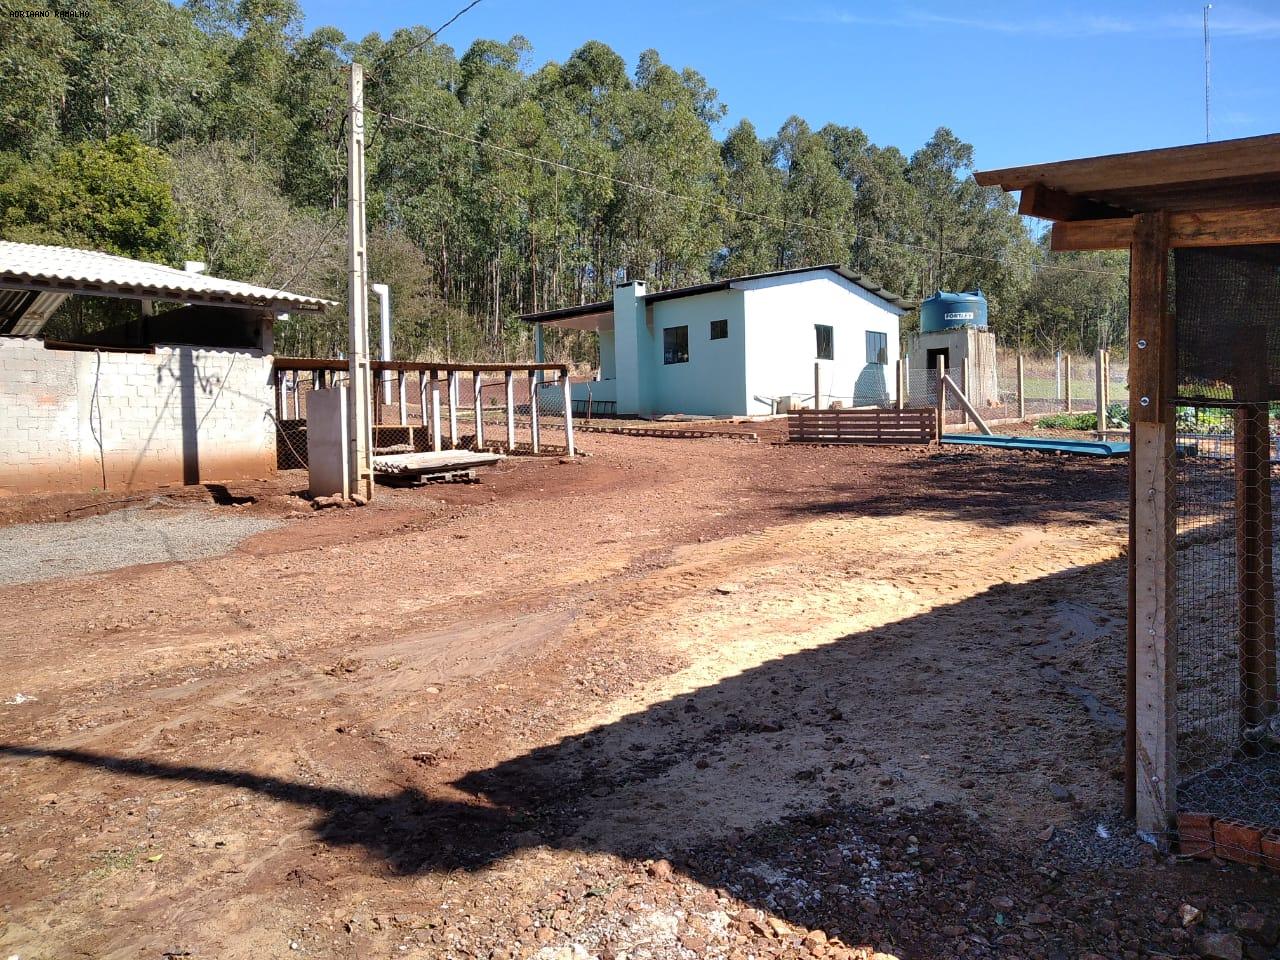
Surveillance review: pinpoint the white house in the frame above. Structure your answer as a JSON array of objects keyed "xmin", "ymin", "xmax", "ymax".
[{"xmin": 520, "ymin": 265, "xmax": 912, "ymax": 417}]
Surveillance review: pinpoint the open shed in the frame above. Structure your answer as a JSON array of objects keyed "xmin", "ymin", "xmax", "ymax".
[
  {"xmin": 0, "ymin": 241, "xmax": 334, "ymax": 493},
  {"xmin": 977, "ymin": 133, "xmax": 1280, "ymax": 853}
]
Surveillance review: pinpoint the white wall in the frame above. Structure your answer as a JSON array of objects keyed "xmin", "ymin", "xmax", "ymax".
[
  {"xmin": 739, "ymin": 272, "xmax": 903, "ymax": 415},
  {"xmin": 0, "ymin": 337, "xmax": 276, "ymax": 493},
  {"xmin": 643, "ymin": 289, "xmax": 747, "ymax": 417}
]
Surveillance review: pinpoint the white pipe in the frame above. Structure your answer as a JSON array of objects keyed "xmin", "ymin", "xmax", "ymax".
[{"xmin": 372, "ymin": 283, "xmax": 392, "ymax": 404}]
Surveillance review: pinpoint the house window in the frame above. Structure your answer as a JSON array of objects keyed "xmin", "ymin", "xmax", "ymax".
[
  {"xmin": 710, "ymin": 318, "xmax": 728, "ymax": 340},
  {"xmin": 815, "ymin": 324, "xmax": 833, "ymax": 360},
  {"xmin": 866, "ymin": 330, "xmax": 888, "ymax": 365},
  {"xmin": 663, "ymin": 325, "xmax": 689, "ymax": 364}
]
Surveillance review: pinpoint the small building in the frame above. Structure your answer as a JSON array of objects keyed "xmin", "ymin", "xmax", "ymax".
[
  {"xmin": 520, "ymin": 265, "xmax": 912, "ymax": 417},
  {"xmin": 0, "ymin": 241, "xmax": 333, "ymax": 493},
  {"xmin": 906, "ymin": 290, "xmax": 998, "ymax": 407}
]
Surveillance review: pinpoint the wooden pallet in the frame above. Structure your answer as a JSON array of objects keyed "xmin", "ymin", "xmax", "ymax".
[{"xmin": 788, "ymin": 408, "xmax": 937, "ymax": 445}]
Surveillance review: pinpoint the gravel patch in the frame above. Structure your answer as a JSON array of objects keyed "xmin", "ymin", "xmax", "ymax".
[{"xmin": 0, "ymin": 500, "xmax": 280, "ymax": 586}]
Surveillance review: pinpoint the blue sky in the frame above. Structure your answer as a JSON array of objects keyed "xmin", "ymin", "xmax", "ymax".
[{"xmin": 300, "ymin": 0, "xmax": 1279, "ymax": 170}]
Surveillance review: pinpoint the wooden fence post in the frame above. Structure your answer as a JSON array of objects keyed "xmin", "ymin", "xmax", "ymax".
[
  {"xmin": 961, "ymin": 356, "xmax": 972, "ymax": 429},
  {"xmin": 1096, "ymin": 348, "xmax": 1107, "ymax": 438},
  {"xmin": 813, "ymin": 361, "xmax": 822, "ymax": 411},
  {"xmin": 1016, "ymin": 351, "xmax": 1026, "ymax": 420},
  {"xmin": 398, "ymin": 371, "xmax": 407, "ymax": 426},
  {"xmin": 528, "ymin": 370, "xmax": 541, "ymax": 454},
  {"xmin": 472, "ymin": 371, "xmax": 485, "ymax": 450},
  {"xmin": 1065, "ymin": 353, "xmax": 1073, "ymax": 413},
  {"xmin": 896, "ymin": 358, "xmax": 905, "ymax": 410}
]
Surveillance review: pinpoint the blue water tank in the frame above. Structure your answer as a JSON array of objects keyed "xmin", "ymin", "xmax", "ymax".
[{"xmin": 920, "ymin": 290, "xmax": 988, "ymax": 333}]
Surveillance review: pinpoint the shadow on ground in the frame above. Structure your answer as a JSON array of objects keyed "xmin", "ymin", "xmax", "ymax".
[{"xmin": 0, "ymin": 546, "xmax": 1174, "ymax": 956}]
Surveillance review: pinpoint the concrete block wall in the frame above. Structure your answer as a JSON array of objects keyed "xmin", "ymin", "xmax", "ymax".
[{"xmin": 0, "ymin": 337, "xmax": 275, "ymax": 493}]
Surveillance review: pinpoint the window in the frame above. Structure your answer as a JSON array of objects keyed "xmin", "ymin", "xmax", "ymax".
[
  {"xmin": 710, "ymin": 318, "xmax": 728, "ymax": 340},
  {"xmin": 663, "ymin": 325, "xmax": 689, "ymax": 364},
  {"xmin": 866, "ymin": 330, "xmax": 888, "ymax": 365},
  {"xmin": 815, "ymin": 324, "xmax": 833, "ymax": 360}
]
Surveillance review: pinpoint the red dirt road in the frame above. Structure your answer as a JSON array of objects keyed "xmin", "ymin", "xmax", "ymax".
[{"xmin": 1, "ymin": 436, "xmax": 1276, "ymax": 960}]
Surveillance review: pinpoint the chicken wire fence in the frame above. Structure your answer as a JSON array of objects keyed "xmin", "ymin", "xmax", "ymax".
[
  {"xmin": 1171, "ymin": 405, "xmax": 1280, "ymax": 854},
  {"xmin": 273, "ymin": 368, "xmax": 575, "ymax": 472},
  {"xmin": 898, "ymin": 347, "xmax": 1130, "ymax": 441}
]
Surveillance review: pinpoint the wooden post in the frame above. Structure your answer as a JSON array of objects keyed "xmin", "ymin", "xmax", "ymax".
[
  {"xmin": 961, "ymin": 356, "xmax": 972, "ymax": 429},
  {"xmin": 1016, "ymin": 351, "xmax": 1026, "ymax": 420},
  {"xmin": 397, "ymin": 371, "xmax": 407, "ymax": 426},
  {"xmin": 1128, "ymin": 210, "xmax": 1176, "ymax": 838},
  {"xmin": 935, "ymin": 353, "xmax": 945, "ymax": 440},
  {"xmin": 472, "ymin": 371, "xmax": 484, "ymax": 451},
  {"xmin": 1236, "ymin": 404, "xmax": 1278, "ymax": 739},
  {"xmin": 1096, "ymin": 348, "xmax": 1107, "ymax": 439},
  {"xmin": 814, "ymin": 361, "xmax": 822, "ymax": 410},
  {"xmin": 430, "ymin": 374, "xmax": 442, "ymax": 453},
  {"xmin": 528, "ymin": 370, "xmax": 541, "ymax": 454},
  {"xmin": 419, "ymin": 371, "xmax": 428, "ymax": 426},
  {"xmin": 505, "ymin": 370, "xmax": 516, "ymax": 451},
  {"xmin": 275, "ymin": 369, "xmax": 285, "ymax": 420},
  {"xmin": 1064, "ymin": 353, "xmax": 1073, "ymax": 413},
  {"xmin": 562, "ymin": 370, "xmax": 575, "ymax": 457},
  {"xmin": 896, "ymin": 359, "xmax": 905, "ymax": 410},
  {"xmin": 447, "ymin": 370, "xmax": 459, "ymax": 449}
]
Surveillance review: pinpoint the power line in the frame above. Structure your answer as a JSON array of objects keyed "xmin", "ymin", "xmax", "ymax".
[
  {"xmin": 367, "ymin": 0, "xmax": 487, "ymax": 79},
  {"xmin": 371, "ymin": 108, "xmax": 1127, "ymax": 280}
]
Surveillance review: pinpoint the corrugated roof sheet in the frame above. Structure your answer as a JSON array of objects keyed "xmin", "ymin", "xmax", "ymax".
[{"xmin": 0, "ymin": 241, "xmax": 336, "ymax": 312}]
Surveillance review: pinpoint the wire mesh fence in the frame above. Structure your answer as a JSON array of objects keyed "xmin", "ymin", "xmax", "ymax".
[
  {"xmin": 272, "ymin": 366, "xmax": 576, "ymax": 473},
  {"xmin": 1173, "ymin": 403, "xmax": 1280, "ymax": 858}
]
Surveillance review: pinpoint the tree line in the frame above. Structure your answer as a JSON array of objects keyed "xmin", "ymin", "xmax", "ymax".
[{"xmin": 0, "ymin": 0, "xmax": 1128, "ymax": 361}]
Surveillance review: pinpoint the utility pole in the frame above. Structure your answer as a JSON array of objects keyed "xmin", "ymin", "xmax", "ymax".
[
  {"xmin": 347, "ymin": 62, "xmax": 374, "ymax": 501},
  {"xmin": 1204, "ymin": 4, "xmax": 1213, "ymax": 142}
]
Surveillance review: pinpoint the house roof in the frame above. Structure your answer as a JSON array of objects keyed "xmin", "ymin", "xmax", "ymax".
[
  {"xmin": 973, "ymin": 133, "xmax": 1280, "ymax": 217},
  {"xmin": 518, "ymin": 264, "xmax": 914, "ymax": 325},
  {"xmin": 0, "ymin": 241, "xmax": 336, "ymax": 336}
]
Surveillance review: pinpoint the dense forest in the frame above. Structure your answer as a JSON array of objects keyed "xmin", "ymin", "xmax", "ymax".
[{"xmin": 0, "ymin": 0, "xmax": 1129, "ymax": 361}]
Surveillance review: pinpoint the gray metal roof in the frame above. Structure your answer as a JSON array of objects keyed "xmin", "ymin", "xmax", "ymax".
[
  {"xmin": 0, "ymin": 241, "xmax": 337, "ymax": 321},
  {"xmin": 519, "ymin": 264, "xmax": 914, "ymax": 324}
]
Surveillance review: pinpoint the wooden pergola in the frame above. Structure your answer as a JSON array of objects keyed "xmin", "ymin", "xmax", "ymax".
[{"xmin": 976, "ymin": 133, "xmax": 1280, "ymax": 837}]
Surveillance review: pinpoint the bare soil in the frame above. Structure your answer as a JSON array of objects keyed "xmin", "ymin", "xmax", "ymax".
[{"xmin": 1, "ymin": 436, "xmax": 1276, "ymax": 960}]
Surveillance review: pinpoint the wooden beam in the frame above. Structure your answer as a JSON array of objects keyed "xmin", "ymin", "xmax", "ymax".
[
  {"xmin": 1129, "ymin": 210, "xmax": 1177, "ymax": 839},
  {"xmin": 1051, "ymin": 205, "xmax": 1280, "ymax": 251},
  {"xmin": 1018, "ymin": 183, "xmax": 1123, "ymax": 221},
  {"xmin": 974, "ymin": 132, "xmax": 1280, "ymax": 195}
]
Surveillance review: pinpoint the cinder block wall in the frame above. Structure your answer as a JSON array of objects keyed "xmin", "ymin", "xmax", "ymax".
[{"xmin": 0, "ymin": 337, "xmax": 275, "ymax": 493}]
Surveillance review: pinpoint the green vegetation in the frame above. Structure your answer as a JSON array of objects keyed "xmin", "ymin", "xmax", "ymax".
[{"xmin": 0, "ymin": 0, "xmax": 1128, "ymax": 360}]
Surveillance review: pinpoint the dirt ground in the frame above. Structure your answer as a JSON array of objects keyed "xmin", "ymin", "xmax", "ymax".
[{"xmin": 1, "ymin": 434, "xmax": 1277, "ymax": 960}]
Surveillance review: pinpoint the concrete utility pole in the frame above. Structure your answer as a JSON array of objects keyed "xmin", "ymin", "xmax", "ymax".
[{"xmin": 347, "ymin": 62, "xmax": 375, "ymax": 501}]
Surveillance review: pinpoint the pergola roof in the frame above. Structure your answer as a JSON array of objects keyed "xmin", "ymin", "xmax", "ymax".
[{"xmin": 975, "ymin": 133, "xmax": 1280, "ymax": 219}]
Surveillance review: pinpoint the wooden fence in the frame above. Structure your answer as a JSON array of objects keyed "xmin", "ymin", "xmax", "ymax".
[{"xmin": 788, "ymin": 408, "xmax": 937, "ymax": 445}]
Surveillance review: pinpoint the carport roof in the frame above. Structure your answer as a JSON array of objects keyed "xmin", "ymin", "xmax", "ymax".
[
  {"xmin": 518, "ymin": 264, "xmax": 914, "ymax": 326},
  {"xmin": 0, "ymin": 241, "xmax": 336, "ymax": 331}
]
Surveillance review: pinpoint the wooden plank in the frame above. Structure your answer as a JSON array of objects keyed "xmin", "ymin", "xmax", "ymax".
[
  {"xmin": 973, "ymin": 133, "xmax": 1280, "ymax": 196},
  {"xmin": 447, "ymin": 370, "xmax": 459, "ymax": 449},
  {"xmin": 1132, "ymin": 420, "xmax": 1178, "ymax": 837},
  {"xmin": 1129, "ymin": 209, "xmax": 1176, "ymax": 839},
  {"xmin": 1051, "ymin": 205, "xmax": 1280, "ymax": 251},
  {"xmin": 1129, "ymin": 212, "xmax": 1172, "ymax": 425},
  {"xmin": 1019, "ymin": 182, "xmax": 1124, "ymax": 221}
]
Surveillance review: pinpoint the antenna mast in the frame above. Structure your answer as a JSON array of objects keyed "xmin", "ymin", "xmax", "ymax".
[{"xmin": 1203, "ymin": 4, "xmax": 1212, "ymax": 142}]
